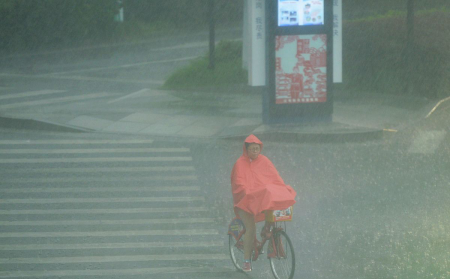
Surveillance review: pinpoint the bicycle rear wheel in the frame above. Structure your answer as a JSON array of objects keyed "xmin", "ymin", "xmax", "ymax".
[
  {"xmin": 229, "ymin": 233, "xmax": 245, "ymax": 271},
  {"xmin": 269, "ymin": 230, "xmax": 295, "ymax": 279}
]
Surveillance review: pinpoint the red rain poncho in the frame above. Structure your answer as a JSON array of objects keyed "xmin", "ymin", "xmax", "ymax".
[{"xmin": 231, "ymin": 135, "xmax": 297, "ymax": 222}]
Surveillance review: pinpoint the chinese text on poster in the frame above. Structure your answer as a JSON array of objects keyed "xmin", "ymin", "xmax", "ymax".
[{"xmin": 275, "ymin": 34, "xmax": 327, "ymax": 104}]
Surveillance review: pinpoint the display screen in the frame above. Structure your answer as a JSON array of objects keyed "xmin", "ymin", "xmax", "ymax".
[{"xmin": 278, "ymin": 0, "xmax": 324, "ymax": 26}]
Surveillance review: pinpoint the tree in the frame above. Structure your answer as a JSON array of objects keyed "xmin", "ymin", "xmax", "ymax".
[{"xmin": 0, "ymin": 0, "xmax": 118, "ymax": 52}]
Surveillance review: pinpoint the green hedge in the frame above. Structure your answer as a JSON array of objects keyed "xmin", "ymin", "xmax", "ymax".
[{"xmin": 342, "ymin": 10, "xmax": 450, "ymax": 99}]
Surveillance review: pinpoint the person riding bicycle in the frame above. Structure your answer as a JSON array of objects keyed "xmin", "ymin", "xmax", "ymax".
[{"xmin": 231, "ymin": 134, "xmax": 297, "ymax": 272}]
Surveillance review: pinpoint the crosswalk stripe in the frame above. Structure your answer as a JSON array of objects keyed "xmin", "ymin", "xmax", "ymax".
[
  {"xmin": 0, "ymin": 207, "xmax": 208, "ymax": 215},
  {"xmin": 0, "ymin": 229, "xmax": 218, "ymax": 238},
  {"xmin": 1, "ymin": 175, "xmax": 197, "ymax": 183},
  {"xmin": 0, "ymin": 196, "xmax": 204, "ymax": 204},
  {"xmin": 0, "ymin": 265, "xmax": 234, "ymax": 278},
  {"xmin": 0, "ymin": 218, "xmax": 214, "ymax": 226},
  {"xmin": 0, "ymin": 157, "xmax": 192, "ymax": 163},
  {"xmin": 0, "ymin": 92, "xmax": 112, "ymax": 109},
  {"xmin": 0, "ymin": 137, "xmax": 224, "ymax": 277},
  {"xmin": 0, "ymin": 90, "xmax": 66, "ymax": 100},
  {"xmin": 0, "ymin": 254, "xmax": 229, "ymax": 264},
  {"xmin": 0, "ymin": 148, "xmax": 190, "ymax": 154},
  {"xmin": 0, "ymin": 186, "xmax": 200, "ymax": 193},
  {"xmin": 0, "ymin": 240, "xmax": 222, "ymax": 250},
  {"xmin": 0, "ymin": 139, "xmax": 155, "ymax": 145},
  {"xmin": 1, "ymin": 166, "xmax": 195, "ymax": 173}
]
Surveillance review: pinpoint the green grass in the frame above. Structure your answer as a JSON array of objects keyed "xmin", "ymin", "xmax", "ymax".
[
  {"xmin": 162, "ymin": 40, "xmax": 247, "ymax": 91},
  {"xmin": 114, "ymin": 20, "xmax": 178, "ymax": 42}
]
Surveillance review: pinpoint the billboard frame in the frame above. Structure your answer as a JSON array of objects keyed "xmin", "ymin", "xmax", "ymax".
[{"xmin": 264, "ymin": 0, "xmax": 334, "ymax": 124}]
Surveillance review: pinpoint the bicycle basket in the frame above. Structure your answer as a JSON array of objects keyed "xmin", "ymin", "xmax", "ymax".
[{"xmin": 265, "ymin": 206, "xmax": 293, "ymax": 222}]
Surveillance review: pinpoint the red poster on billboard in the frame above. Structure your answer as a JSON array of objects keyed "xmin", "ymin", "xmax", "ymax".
[{"xmin": 275, "ymin": 34, "xmax": 327, "ymax": 104}]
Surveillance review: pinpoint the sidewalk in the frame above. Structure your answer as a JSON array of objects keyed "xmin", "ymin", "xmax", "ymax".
[{"xmin": 0, "ymin": 86, "xmax": 435, "ymax": 142}]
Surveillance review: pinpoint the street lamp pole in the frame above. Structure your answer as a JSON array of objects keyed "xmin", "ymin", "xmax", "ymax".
[
  {"xmin": 208, "ymin": 0, "xmax": 215, "ymax": 70},
  {"xmin": 406, "ymin": 0, "xmax": 415, "ymax": 95}
]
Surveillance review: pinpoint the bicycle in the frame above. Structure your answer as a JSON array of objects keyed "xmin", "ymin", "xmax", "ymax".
[{"xmin": 227, "ymin": 208, "xmax": 295, "ymax": 279}]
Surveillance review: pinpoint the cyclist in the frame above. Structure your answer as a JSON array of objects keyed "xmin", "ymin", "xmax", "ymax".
[{"xmin": 231, "ymin": 134, "xmax": 296, "ymax": 272}]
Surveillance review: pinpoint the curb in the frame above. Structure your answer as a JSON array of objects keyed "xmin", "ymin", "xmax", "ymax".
[
  {"xmin": 253, "ymin": 129, "xmax": 385, "ymax": 143},
  {"xmin": 217, "ymin": 123, "xmax": 385, "ymax": 143},
  {"xmin": 0, "ymin": 116, "xmax": 91, "ymax": 133}
]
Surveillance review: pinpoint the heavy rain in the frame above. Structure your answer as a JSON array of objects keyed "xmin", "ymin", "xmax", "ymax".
[{"xmin": 0, "ymin": 1, "xmax": 449, "ymax": 279}]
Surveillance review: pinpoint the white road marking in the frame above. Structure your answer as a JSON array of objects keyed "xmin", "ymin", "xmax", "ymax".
[
  {"xmin": 0, "ymin": 206, "xmax": 208, "ymax": 215},
  {"xmin": 426, "ymin": 96, "xmax": 450, "ymax": 118},
  {"xmin": 0, "ymin": 218, "xmax": 214, "ymax": 227},
  {"xmin": 45, "ymin": 56, "xmax": 199, "ymax": 75},
  {"xmin": 0, "ymin": 90, "xmax": 66, "ymax": 100},
  {"xmin": 0, "ymin": 196, "xmax": 204, "ymax": 204},
  {"xmin": 0, "ymin": 240, "xmax": 222, "ymax": 250},
  {"xmin": 108, "ymin": 88, "xmax": 150, "ymax": 104},
  {"xmin": 0, "ymin": 185, "xmax": 200, "ymax": 193},
  {"xmin": 1, "ymin": 175, "xmax": 197, "ymax": 183},
  {"xmin": 0, "ymin": 92, "xmax": 112, "ymax": 109},
  {"xmin": 0, "ymin": 73, "xmax": 165, "ymax": 85},
  {"xmin": 0, "ymin": 139, "xmax": 154, "ymax": 145},
  {"xmin": 0, "ymin": 166, "xmax": 194, "ymax": 175},
  {"xmin": 0, "ymin": 229, "xmax": 218, "ymax": 238},
  {"xmin": 1, "ymin": 166, "xmax": 194, "ymax": 173},
  {"xmin": 0, "ymin": 147, "xmax": 190, "ymax": 154},
  {"xmin": 0, "ymin": 266, "xmax": 233, "ymax": 278},
  {"xmin": 0, "ymin": 157, "xmax": 192, "ymax": 163},
  {"xmin": 408, "ymin": 130, "xmax": 447, "ymax": 154}
]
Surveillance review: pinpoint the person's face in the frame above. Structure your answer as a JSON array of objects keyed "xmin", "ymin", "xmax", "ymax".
[{"xmin": 247, "ymin": 143, "xmax": 261, "ymax": 160}]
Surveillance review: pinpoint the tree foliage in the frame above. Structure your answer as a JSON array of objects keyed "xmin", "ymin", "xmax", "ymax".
[
  {"xmin": 0, "ymin": 0, "xmax": 243, "ymax": 53},
  {"xmin": 0, "ymin": 0, "xmax": 118, "ymax": 52},
  {"xmin": 123, "ymin": 0, "xmax": 243, "ymax": 28}
]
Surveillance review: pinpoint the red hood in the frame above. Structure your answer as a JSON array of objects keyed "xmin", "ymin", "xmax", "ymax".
[{"xmin": 242, "ymin": 134, "xmax": 263, "ymax": 158}]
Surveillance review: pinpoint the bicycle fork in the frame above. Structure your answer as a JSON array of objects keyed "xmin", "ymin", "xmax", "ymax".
[{"xmin": 267, "ymin": 229, "xmax": 287, "ymax": 259}]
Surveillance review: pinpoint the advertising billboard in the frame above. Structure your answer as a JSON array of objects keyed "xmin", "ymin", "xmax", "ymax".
[
  {"xmin": 278, "ymin": 0, "xmax": 324, "ymax": 26},
  {"xmin": 265, "ymin": 0, "xmax": 333, "ymax": 123},
  {"xmin": 275, "ymin": 34, "xmax": 327, "ymax": 104}
]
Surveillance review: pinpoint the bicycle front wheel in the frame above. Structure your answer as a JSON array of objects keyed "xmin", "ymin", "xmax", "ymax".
[
  {"xmin": 229, "ymin": 234, "xmax": 245, "ymax": 271},
  {"xmin": 269, "ymin": 230, "xmax": 295, "ymax": 279}
]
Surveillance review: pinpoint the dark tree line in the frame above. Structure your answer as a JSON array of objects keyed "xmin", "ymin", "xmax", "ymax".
[
  {"xmin": 123, "ymin": 0, "xmax": 242, "ymax": 28},
  {"xmin": 1, "ymin": 0, "xmax": 447, "ymax": 55},
  {"xmin": 0, "ymin": 0, "xmax": 118, "ymax": 53},
  {"xmin": 0, "ymin": 0, "xmax": 243, "ymax": 54}
]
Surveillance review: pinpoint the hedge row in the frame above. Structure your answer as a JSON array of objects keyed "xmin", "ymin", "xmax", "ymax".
[{"xmin": 343, "ymin": 10, "xmax": 450, "ymax": 98}]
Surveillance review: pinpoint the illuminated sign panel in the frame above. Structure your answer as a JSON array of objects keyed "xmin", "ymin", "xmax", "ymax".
[
  {"xmin": 275, "ymin": 34, "xmax": 327, "ymax": 104},
  {"xmin": 278, "ymin": 0, "xmax": 324, "ymax": 26}
]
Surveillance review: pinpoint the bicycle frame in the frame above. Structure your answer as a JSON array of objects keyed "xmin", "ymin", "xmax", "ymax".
[{"xmin": 227, "ymin": 218, "xmax": 286, "ymax": 261}]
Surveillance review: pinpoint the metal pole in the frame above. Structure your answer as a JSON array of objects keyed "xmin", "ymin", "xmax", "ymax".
[
  {"xmin": 406, "ymin": 0, "xmax": 414, "ymax": 94},
  {"xmin": 208, "ymin": 0, "xmax": 215, "ymax": 70}
]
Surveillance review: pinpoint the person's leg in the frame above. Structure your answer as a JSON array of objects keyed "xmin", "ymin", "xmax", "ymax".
[
  {"xmin": 236, "ymin": 208, "xmax": 256, "ymax": 261},
  {"xmin": 261, "ymin": 211, "xmax": 274, "ymax": 238}
]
